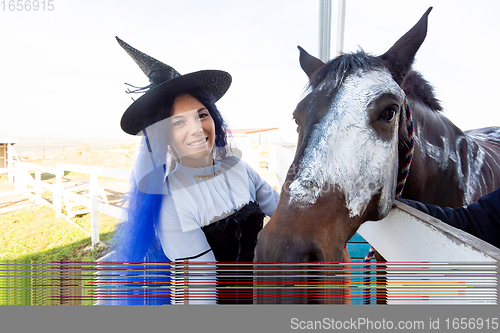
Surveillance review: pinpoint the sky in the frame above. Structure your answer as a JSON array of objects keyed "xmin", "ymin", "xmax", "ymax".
[{"xmin": 1, "ymin": 0, "xmax": 499, "ymax": 142}]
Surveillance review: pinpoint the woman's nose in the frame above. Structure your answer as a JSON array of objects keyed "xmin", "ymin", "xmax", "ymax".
[{"xmin": 188, "ymin": 118, "xmax": 203, "ymax": 135}]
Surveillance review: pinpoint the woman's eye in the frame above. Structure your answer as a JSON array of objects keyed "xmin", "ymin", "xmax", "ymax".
[
  {"xmin": 172, "ymin": 120, "xmax": 185, "ymax": 126},
  {"xmin": 379, "ymin": 108, "xmax": 396, "ymax": 122},
  {"xmin": 198, "ymin": 108, "xmax": 211, "ymax": 119}
]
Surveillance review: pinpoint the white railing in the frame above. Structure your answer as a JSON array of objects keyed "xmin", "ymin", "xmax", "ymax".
[
  {"xmin": 358, "ymin": 202, "xmax": 500, "ymax": 304},
  {"xmin": 4, "ymin": 161, "xmax": 131, "ymax": 248},
  {"xmin": 359, "ymin": 202, "xmax": 500, "ymax": 262}
]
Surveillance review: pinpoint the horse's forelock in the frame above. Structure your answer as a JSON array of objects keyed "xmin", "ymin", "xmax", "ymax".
[{"xmin": 309, "ymin": 51, "xmax": 383, "ymax": 91}]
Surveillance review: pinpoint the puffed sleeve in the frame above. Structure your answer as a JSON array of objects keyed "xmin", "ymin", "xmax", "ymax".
[
  {"xmin": 243, "ymin": 161, "xmax": 280, "ymax": 217},
  {"xmin": 159, "ymin": 194, "xmax": 216, "ymax": 304},
  {"xmin": 158, "ymin": 194, "xmax": 216, "ymax": 261}
]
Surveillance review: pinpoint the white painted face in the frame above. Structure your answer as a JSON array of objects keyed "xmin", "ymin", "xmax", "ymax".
[{"xmin": 289, "ymin": 68, "xmax": 405, "ymax": 218}]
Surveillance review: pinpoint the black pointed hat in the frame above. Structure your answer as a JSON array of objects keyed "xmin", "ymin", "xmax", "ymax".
[{"xmin": 116, "ymin": 37, "xmax": 232, "ymax": 135}]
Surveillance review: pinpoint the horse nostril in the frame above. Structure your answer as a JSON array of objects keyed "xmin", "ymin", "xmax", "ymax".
[
  {"xmin": 298, "ymin": 243, "xmax": 325, "ymax": 262},
  {"xmin": 306, "ymin": 251, "xmax": 319, "ymax": 262}
]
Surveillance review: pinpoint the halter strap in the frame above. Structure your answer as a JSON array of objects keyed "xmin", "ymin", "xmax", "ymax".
[
  {"xmin": 361, "ymin": 98, "xmax": 415, "ymax": 304},
  {"xmin": 364, "ymin": 99, "xmax": 415, "ymax": 264},
  {"xmin": 395, "ymin": 99, "xmax": 415, "ymax": 199}
]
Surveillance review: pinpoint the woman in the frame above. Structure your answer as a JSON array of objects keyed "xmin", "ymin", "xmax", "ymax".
[{"xmin": 108, "ymin": 37, "xmax": 280, "ymax": 305}]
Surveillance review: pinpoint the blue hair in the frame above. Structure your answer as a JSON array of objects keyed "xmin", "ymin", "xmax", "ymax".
[
  {"xmin": 109, "ymin": 183, "xmax": 169, "ymax": 305},
  {"xmin": 113, "ymin": 185, "xmax": 167, "ymax": 262}
]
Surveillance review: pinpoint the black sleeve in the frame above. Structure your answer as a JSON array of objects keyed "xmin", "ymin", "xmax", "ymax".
[{"xmin": 397, "ymin": 188, "xmax": 500, "ymax": 248}]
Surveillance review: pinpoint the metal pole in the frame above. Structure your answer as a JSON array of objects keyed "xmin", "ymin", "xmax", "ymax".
[
  {"xmin": 336, "ymin": 0, "xmax": 346, "ymax": 56},
  {"xmin": 319, "ymin": 0, "xmax": 332, "ymax": 62}
]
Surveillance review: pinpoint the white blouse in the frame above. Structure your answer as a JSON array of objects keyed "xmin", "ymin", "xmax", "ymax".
[
  {"xmin": 157, "ymin": 156, "xmax": 279, "ymax": 304},
  {"xmin": 158, "ymin": 156, "xmax": 279, "ymax": 262}
]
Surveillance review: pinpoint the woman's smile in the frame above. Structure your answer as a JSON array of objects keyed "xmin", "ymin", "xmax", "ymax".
[
  {"xmin": 169, "ymin": 94, "xmax": 216, "ymax": 168},
  {"xmin": 188, "ymin": 137, "xmax": 208, "ymax": 146}
]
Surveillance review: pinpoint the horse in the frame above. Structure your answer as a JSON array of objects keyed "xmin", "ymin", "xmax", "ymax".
[{"xmin": 253, "ymin": 7, "xmax": 500, "ymax": 304}]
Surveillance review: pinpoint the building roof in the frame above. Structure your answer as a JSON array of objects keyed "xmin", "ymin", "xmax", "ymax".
[
  {"xmin": 228, "ymin": 128, "xmax": 279, "ymax": 135},
  {"xmin": 0, "ymin": 138, "xmax": 17, "ymax": 144}
]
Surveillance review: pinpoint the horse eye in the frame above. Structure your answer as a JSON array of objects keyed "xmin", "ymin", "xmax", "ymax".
[
  {"xmin": 379, "ymin": 108, "xmax": 396, "ymax": 122},
  {"xmin": 293, "ymin": 118, "xmax": 301, "ymax": 133}
]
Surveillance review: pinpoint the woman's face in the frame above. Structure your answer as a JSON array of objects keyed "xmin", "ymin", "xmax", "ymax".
[{"xmin": 169, "ymin": 94, "xmax": 216, "ymax": 167}]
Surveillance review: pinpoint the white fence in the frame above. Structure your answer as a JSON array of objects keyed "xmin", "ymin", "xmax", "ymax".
[
  {"xmin": 359, "ymin": 202, "xmax": 500, "ymax": 262},
  {"xmin": 358, "ymin": 202, "xmax": 500, "ymax": 304},
  {"xmin": 2, "ymin": 161, "xmax": 130, "ymax": 247}
]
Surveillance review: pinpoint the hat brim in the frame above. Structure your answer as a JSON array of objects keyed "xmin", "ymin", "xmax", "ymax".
[{"xmin": 121, "ymin": 70, "xmax": 231, "ymax": 135}]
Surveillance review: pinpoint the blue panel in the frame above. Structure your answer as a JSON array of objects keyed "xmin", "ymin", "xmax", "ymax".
[
  {"xmin": 346, "ymin": 243, "xmax": 372, "ymax": 259},
  {"xmin": 347, "ymin": 232, "xmax": 367, "ymax": 243},
  {"xmin": 346, "ymin": 232, "xmax": 370, "ymax": 259}
]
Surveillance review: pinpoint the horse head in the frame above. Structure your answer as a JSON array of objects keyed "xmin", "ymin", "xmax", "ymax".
[{"xmin": 255, "ymin": 8, "xmax": 432, "ymax": 266}]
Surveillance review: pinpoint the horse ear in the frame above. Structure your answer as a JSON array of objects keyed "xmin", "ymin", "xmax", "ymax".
[
  {"xmin": 379, "ymin": 7, "xmax": 432, "ymax": 85},
  {"xmin": 298, "ymin": 46, "xmax": 325, "ymax": 80}
]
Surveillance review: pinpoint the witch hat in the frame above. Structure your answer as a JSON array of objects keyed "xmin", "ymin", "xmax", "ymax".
[{"xmin": 116, "ymin": 37, "xmax": 232, "ymax": 135}]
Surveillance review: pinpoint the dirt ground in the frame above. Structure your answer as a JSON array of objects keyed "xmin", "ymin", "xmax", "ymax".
[{"xmin": 31, "ymin": 143, "xmax": 136, "ymax": 169}]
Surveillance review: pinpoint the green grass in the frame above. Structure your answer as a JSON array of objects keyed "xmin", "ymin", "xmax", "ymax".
[
  {"xmin": 0, "ymin": 205, "xmax": 119, "ymax": 262},
  {"xmin": 0, "ymin": 205, "xmax": 120, "ymax": 305}
]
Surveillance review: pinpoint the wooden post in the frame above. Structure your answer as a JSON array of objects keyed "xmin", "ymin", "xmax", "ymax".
[
  {"xmin": 7, "ymin": 143, "xmax": 13, "ymax": 183},
  {"xmin": 90, "ymin": 171, "xmax": 99, "ymax": 247},
  {"xmin": 35, "ymin": 169, "xmax": 41, "ymax": 204},
  {"xmin": 54, "ymin": 165, "xmax": 63, "ymax": 218}
]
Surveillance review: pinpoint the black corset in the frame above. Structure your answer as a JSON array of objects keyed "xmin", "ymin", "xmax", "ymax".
[
  {"xmin": 201, "ymin": 201, "xmax": 265, "ymax": 262},
  {"xmin": 201, "ymin": 201, "xmax": 264, "ymax": 304}
]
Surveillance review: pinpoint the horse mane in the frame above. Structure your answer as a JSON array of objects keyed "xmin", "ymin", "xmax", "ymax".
[
  {"xmin": 309, "ymin": 50, "xmax": 443, "ymax": 113},
  {"xmin": 402, "ymin": 70, "xmax": 443, "ymax": 112},
  {"xmin": 310, "ymin": 51, "xmax": 382, "ymax": 91}
]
